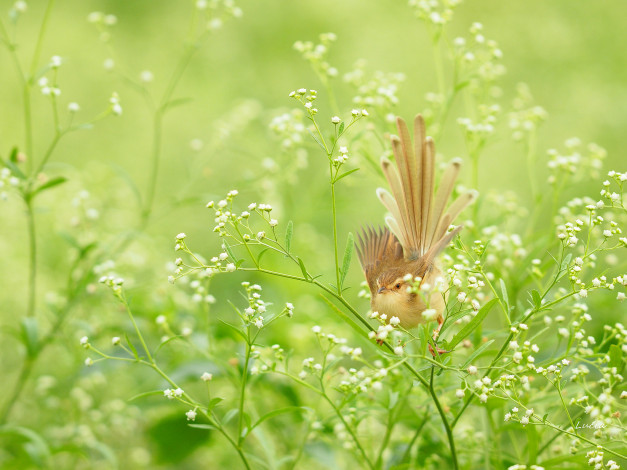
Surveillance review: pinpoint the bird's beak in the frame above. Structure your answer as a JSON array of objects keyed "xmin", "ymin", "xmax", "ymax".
[{"xmin": 377, "ymin": 286, "xmax": 386, "ymax": 294}]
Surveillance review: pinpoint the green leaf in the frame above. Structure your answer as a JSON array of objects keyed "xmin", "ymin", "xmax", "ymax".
[
  {"xmin": 257, "ymin": 248, "xmax": 269, "ymax": 264},
  {"xmin": 9, "ymin": 147, "xmax": 19, "ymax": 163},
  {"xmin": 531, "ymin": 289, "xmax": 542, "ymax": 309},
  {"xmin": 162, "ymin": 97, "xmax": 193, "ymax": 112},
  {"xmin": 334, "ymin": 167, "xmax": 360, "ymax": 183},
  {"xmin": 248, "ymin": 406, "xmax": 303, "ymax": 434},
  {"xmin": 218, "ymin": 320, "xmax": 248, "ymax": 343},
  {"xmin": 499, "ymin": 279, "xmax": 509, "ymax": 305},
  {"xmin": 461, "ymin": 339, "xmax": 495, "ymax": 368},
  {"xmin": 440, "ymin": 308, "xmax": 474, "ymax": 337},
  {"xmin": 0, "ymin": 425, "xmax": 51, "ymax": 466},
  {"xmin": 448, "ymin": 299, "xmax": 498, "ymax": 350},
  {"xmin": 223, "ymin": 241, "xmax": 237, "ymax": 262},
  {"xmin": 608, "ymin": 344, "xmax": 624, "ymax": 371},
  {"xmin": 223, "ymin": 409, "xmax": 239, "ymax": 426},
  {"xmin": 307, "ymin": 129, "xmax": 327, "ymax": 153},
  {"xmin": 339, "ymin": 232, "xmax": 354, "ymax": 289},
  {"xmin": 125, "ymin": 333, "xmax": 140, "ymax": 360},
  {"xmin": 1, "ymin": 157, "xmax": 26, "ymax": 179},
  {"xmin": 208, "ymin": 397, "xmax": 224, "ymax": 411},
  {"xmin": 128, "ymin": 390, "xmax": 165, "ymax": 402},
  {"xmin": 297, "ymin": 257, "xmax": 310, "ymax": 281},
  {"xmin": 20, "ymin": 317, "xmax": 39, "ymax": 358},
  {"xmin": 110, "ymin": 163, "xmax": 142, "ymax": 206},
  {"xmin": 284, "ymin": 220, "xmax": 293, "ymax": 254},
  {"xmin": 32, "ymin": 176, "xmax": 68, "ymax": 197},
  {"xmin": 188, "ymin": 423, "xmax": 217, "ymax": 431},
  {"xmin": 338, "ymin": 121, "xmax": 345, "ymax": 135}
]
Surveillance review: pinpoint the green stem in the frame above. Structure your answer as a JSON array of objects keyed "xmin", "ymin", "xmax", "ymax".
[
  {"xmin": 25, "ymin": 199, "xmax": 36, "ymax": 317},
  {"xmin": 142, "ymin": 43, "xmax": 198, "ymax": 224},
  {"xmin": 123, "ymin": 299, "xmax": 154, "ymax": 364},
  {"xmin": 330, "ymin": 176, "xmax": 341, "ymax": 294},
  {"xmin": 237, "ymin": 338, "xmax": 251, "ymax": 445},
  {"xmin": 0, "ymin": 357, "xmax": 32, "ymax": 424}
]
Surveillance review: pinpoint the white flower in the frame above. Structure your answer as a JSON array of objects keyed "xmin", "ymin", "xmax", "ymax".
[
  {"xmin": 394, "ymin": 346, "xmax": 403, "ymax": 356},
  {"xmin": 468, "ymin": 365, "xmax": 478, "ymax": 375},
  {"xmin": 389, "ymin": 316, "xmax": 400, "ymax": 326},
  {"xmin": 201, "ymin": 372, "xmax": 213, "ymax": 382},
  {"xmin": 558, "ymin": 328, "xmax": 569, "ymax": 337},
  {"xmin": 112, "ymin": 336, "xmax": 121, "ymax": 346},
  {"xmin": 455, "ymin": 389, "xmax": 465, "ymax": 399},
  {"xmin": 422, "ymin": 308, "xmax": 438, "ymax": 321},
  {"xmin": 479, "ymin": 393, "xmax": 488, "ymax": 403},
  {"xmin": 520, "ymin": 416, "xmax": 529, "ymax": 426},
  {"xmin": 84, "ymin": 357, "xmax": 93, "ymax": 366},
  {"xmin": 331, "ymin": 116, "xmax": 341, "ymax": 124},
  {"xmin": 225, "ymin": 263, "xmax": 236, "ymax": 272},
  {"xmin": 312, "ymin": 325, "xmax": 321, "ymax": 334},
  {"xmin": 579, "ymin": 289, "xmax": 588, "ymax": 298},
  {"xmin": 457, "ymin": 292, "xmax": 467, "ymax": 302},
  {"xmin": 617, "ymin": 292, "xmax": 626, "ymax": 301},
  {"xmin": 509, "ymin": 341, "xmax": 519, "ymax": 350},
  {"xmin": 68, "ymin": 102, "xmax": 80, "ymax": 112},
  {"xmin": 185, "ymin": 409, "xmax": 197, "ymax": 421},
  {"xmin": 79, "ymin": 336, "xmax": 89, "ymax": 346},
  {"xmin": 173, "ymin": 388, "xmax": 184, "ymax": 397},
  {"xmin": 254, "ymin": 317, "xmax": 264, "ymax": 328}
]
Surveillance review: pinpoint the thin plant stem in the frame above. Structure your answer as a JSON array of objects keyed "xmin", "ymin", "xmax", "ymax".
[{"xmin": 25, "ymin": 199, "xmax": 36, "ymax": 317}]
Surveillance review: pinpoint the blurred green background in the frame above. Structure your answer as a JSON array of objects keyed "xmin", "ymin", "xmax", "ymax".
[{"xmin": 1, "ymin": 0, "xmax": 625, "ymax": 468}]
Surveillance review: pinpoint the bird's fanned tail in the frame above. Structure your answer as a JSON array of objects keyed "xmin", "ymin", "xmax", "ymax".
[{"xmin": 377, "ymin": 114, "xmax": 477, "ymax": 260}]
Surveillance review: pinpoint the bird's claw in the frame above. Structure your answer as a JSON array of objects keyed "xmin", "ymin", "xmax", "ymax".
[{"xmin": 428, "ymin": 343, "xmax": 450, "ymax": 356}]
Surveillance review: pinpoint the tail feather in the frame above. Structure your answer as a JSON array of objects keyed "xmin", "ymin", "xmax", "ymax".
[{"xmin": 377, "ymin": 113, "xmax": 475, "ymax": 260}]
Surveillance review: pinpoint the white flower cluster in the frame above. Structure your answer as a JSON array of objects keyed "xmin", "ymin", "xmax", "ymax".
[
  {"xmin": 343, "ymin": 59, "xmax": 405, "ymax": 109},
  {"xmin": 503, "ymin": 406, "xmax": 534, "ymax": 427},
  {"xmin": 508, "ymin": 83, "xmax": 548, "ymax": 141},
  {"xmin": 269, "ymin": 109, "xmax": 306, "ymax": 149},
  {"xmin": 547, "ymin": 139, "xmax": 606, "ymax": 184},
  {"xmin": 408, "ymin": 0, "xmax": 462, "ymax": 26},
  {"xmin": 457, "ymin": 104, "xmax": 500, "ymax": 140},
  {"xmin": 163, "ymin": 388, "xmax": 184, "ymax": 400},
  {"xmin": 0, "ymin": 167, "xmax": 20, "ymax": 201},
  {"xmin": 293, "ymin": 33, "xmax": 338, "ymax": 79},
  {"xmin": 585, "ymin": 449, "xmax": 620, "ymax": 470},
  {"xmin": 241, "ymin": 281, "xmax": 266, "ymax": 328},
  {"xmin": 98, "ymin": 275, "xmax": 125, "ymax": 297},
  {"xmin": 194, "ymin": 0, "xmax": 243, "ymax": 31}
]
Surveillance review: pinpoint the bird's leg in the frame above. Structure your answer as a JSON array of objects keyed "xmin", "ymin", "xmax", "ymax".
[{"xmin": 428, "ymin": 316, "xmax": 450, "ymax": 356}]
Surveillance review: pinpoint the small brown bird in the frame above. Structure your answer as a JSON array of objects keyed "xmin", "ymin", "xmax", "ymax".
[{"xmin": 357, "ymin": 114, "xmax": 476, "ymax": 345}]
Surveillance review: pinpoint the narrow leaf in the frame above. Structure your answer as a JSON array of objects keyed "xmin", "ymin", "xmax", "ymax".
[
  {"xmin": 9, "ymin": 147, "xmax": 18, "ymax": 163},
  {"xmin": 1, "ymin": 157, "xmax": 26, "ymax": 179},
  {"xmin": 20, "ymin": 317, "xmax": 39, "ymax": 358},
  {"xmin": 284, "ymin": 220, "xmax": 293, "ymax": 254},
  {"xmin": 32, "ymin": 176, "xmax": 68, "ymax": 196},
  {"xmin": 448, "ymin": 299, "xmax": 498, "ymax": 350},
  {"xmin": 189, "ymin": 424, "xmax": 217, "ymax": 431},
  {"xmin": 338, "ymin": 122, "xmax": 345, "ymax": 135},
  {"xmin": 297, "ymin": 257, "xmax": 309, "ymax": 281},
  {"xmin": 531, "ymin": 289, "xmax": 542, "ymax": 309},
  {"xmin": 218, "ymin": 320, "xmax": 248, "ymax": 342},
  {"xmin": 125, "ymin": 333, "xmax": 139, "ymax": 360},
  {"xmin": 223, "ymin": 241, "xmax": 237, "ymax": 262},
  {"xmin": 249, "ymin": 406, "xmax": 303, "ymax": 434},
  {"xmin": 461, "ymin": 339, "xmax": 495, "ymax": 368},
  {"xmin": 499, "ymin": 279, "xmax": 509, "ymax": 309},
  {"xmin": 339, "ymin": 232, "xmax": 354, "ymax": 289},
  {"xmin": 128, "ymin": 390, "xmax": 165, "ymax": 402},
  {"xmin": 334, "ymin": 167, "xmax": 360, "ymax": 183},
  {"xmin": 208, "ymin": 397, "xmax": 224, "ymax": 411}
]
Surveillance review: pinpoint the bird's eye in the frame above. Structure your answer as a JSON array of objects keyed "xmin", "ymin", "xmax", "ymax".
[{"xmin": 395, "ymin": 283, "xmax": 401, "ymax": 289}]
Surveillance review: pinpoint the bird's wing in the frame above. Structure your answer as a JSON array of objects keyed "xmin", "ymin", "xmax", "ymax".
[
  {"xmin": 378, "ymin": 114, "xmax": 477, "ymax": 259},
  {"xmin": 356, "ymin": 226, "xmax": 403, "ymax": 295}
]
